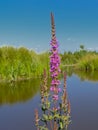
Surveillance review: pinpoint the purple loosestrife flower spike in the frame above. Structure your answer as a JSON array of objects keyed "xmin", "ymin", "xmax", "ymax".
[
  {"xmin": 35, "ymin": 13, "xmax": 71, "ymax": 130},
  {"xmin": 51, "ymin": 13, "xmax": 56, "ymax": 40},
  {"xmin": 50, "ymin": 13, "xmax": 61, "ymax": 100},
  {"xmin": 35, "ymin": 109, "xmax": 39, "ymax": 126}
]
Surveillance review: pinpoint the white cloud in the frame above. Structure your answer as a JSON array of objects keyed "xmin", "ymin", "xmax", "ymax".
[{"xmin": 87, "ymin": 47, "xmax": 98, "ymax": 51}]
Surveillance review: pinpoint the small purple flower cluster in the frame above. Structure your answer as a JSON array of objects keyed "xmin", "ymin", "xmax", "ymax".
[{"xmin": 50, "ymin": 13, "xmax": 61, "ymax": 101}]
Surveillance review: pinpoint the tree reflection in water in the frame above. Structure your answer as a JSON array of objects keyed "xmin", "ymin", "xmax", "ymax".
[{"xmin": 0, "ymin": 79, "xmax": 40, "ymax": 105}]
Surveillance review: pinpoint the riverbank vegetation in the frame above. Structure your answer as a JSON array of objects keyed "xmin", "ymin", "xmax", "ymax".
[
  {"xmin": 61, "ymin": 45, "xmax": 98, "ymax": 71},
  {"xmin": 0, "ymin": 45, "xmax": 98, "ymax": 81},
  {"xmin": 0, "ymin": 46, "xmax": 49, "ymax": 81}
]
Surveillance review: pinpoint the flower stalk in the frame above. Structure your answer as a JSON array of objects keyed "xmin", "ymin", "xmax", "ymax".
[{"xmin": 35, "ymin": 13, "xmax": 71, "ymax": 130}]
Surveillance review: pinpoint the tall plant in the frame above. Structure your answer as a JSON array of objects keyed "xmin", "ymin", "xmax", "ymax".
[{"xmin": 35, "ymin": 13, "xmax": 71, "ymax": 130}]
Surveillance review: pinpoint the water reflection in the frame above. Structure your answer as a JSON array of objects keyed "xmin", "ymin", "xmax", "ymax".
[
  {"xmin": 74, "ymin": 70, "xmax": 98, "ymax": 82},
  {"xmin": 0, "ymin": 79, "xmax": 40, "ymax": 105},
  {"xmin": 0, "ymin": 72, "xmax": 98, "ymax": 130},
  {"xmin": 67, "ymin": 73, "xmax": 98, "ymax": 130},
  {"xmin": 63, "ymin": 66, "xmax": 98, "ymax": 82}
]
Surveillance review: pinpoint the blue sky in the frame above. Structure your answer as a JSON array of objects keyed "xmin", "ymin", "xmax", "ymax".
[{"xmin": 0, "ymin": 0, "xmax": 98, "ymax": 53}]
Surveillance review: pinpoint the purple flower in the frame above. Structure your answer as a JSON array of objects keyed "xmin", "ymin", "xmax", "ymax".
[
  {"xmin": 51, "ymin": 72, "xmax": 58, "ymax": 77},
  {"xmin": 58, "ymin": 87, "xmax": 61, "ymax": 92},
  {"xmin": 50, "ymin": 13, "xmax": 61, "ymax": 101},
  {"xmin": 50, "ymin": 86, "xmax": 61, "ymax": 93},
  {"xmin": 51, "ymin": 80, "xmax": 60, "ymax": 85},
  {"xmin": 50, "ymin": 86, "xmax": 55, "ymax": 91},
  {"xmin": 53, "ymin": 94, "xmax": 58, "ymax": 100}
]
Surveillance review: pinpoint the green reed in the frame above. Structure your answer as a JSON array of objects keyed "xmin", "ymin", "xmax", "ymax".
[{"xmin": 0, "ymin": 46, "xmax": 49, "ymax": 81}]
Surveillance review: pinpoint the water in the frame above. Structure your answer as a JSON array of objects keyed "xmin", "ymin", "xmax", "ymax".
[
  {"xmin": 0, "ymin": 72, "xmax": 98, "ymax": 130},
  {"xmin": 67, "ymin": 74, "xmax": 98, "ymax": 130},
  {"xmin": 0, "ymin": 79, "xmax": 40, "ymax": 130}
]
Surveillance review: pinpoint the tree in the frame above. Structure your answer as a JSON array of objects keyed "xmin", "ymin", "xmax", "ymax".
[{"xmin": 80, "ymin": 45, "xmax": 84, "ymax": 50}]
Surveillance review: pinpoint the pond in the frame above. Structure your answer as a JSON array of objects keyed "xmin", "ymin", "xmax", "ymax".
[{"xmin": 0, "ymin": 71, "xmax": 98, "ymax": 130}]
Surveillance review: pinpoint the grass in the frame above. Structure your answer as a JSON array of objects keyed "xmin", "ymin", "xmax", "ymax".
[
  {"xmin": 78, "ymin": 54, "xmax": 98, "ymax": 71},
  {"xmin": 0, "ymin": 46, "xmax": 49, "ymax": 81},
  {"xmin": 0, "ymin": 45, "xmax": 98, "ymax": 81}
]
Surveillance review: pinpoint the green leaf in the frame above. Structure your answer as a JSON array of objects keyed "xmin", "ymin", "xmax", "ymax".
[
  {"xmin": 60, "ymin": 121, "xmax": 63, "ymax": 129},
  {"xmin": 41, "ymin": 105, "xmax": 47, "ymax": 111},
  {"xmin": 43, "ymin": 114, "xmax": 48, "ymax": 120},
  {"xmin": 39, "ymin": 126, "xmax": 48, "ymax": 130},
  {"xmin": 54, "ymin": 114, "xmax": 60, "ymax": 118},
  {"xmin": 48, "ymin": 115, "xmax": 53, "ymax": 120}
]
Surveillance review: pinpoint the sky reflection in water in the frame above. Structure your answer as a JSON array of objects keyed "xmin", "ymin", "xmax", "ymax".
[{"xmin": 0, "ymin": 73, "xmax": 98, "ymax": 130}]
